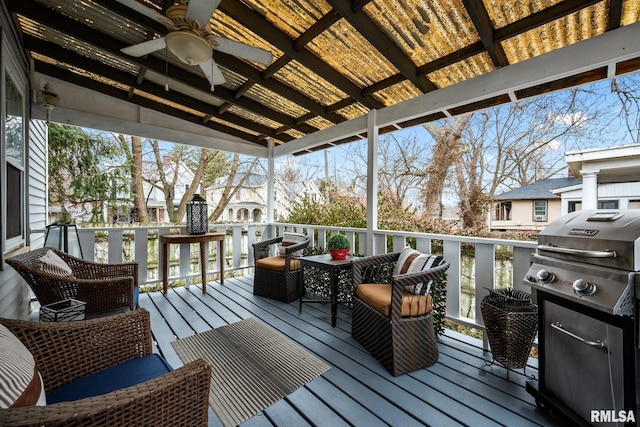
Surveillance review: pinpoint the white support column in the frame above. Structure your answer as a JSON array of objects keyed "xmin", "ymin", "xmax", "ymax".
[
  {"xmin": 266, "ymin": 140, "xmax": 276, "ymax": 239},
  {"xmin": 581, "ymin": 169, "xmax": 600, "ymax": 209},
  {"xmin": 366, "ymin": 109, "xmax": 379, "ymax": 256}
]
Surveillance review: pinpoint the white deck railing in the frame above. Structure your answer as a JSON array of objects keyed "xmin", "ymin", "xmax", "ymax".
[{"xmin": 70, "ymin": 223, "xmax": 537, "ymax": 337}]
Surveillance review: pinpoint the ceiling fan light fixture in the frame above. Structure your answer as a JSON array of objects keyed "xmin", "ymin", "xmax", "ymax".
[{"xmin": 165, "ymin": 31, "xmax": 212, "ymax": 66}]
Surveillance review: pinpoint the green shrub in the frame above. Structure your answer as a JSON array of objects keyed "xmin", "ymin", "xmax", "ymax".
[{"xmin": 327, "ymin": 234, "xmax": 350, "ymax": 250}]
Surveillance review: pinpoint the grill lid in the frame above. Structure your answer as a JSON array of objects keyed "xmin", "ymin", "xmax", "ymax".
[{"xmin": 537, "ymin": 209, "xmax": 640, "ymax": 271}]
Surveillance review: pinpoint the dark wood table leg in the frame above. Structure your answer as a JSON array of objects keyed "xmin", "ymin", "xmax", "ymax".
[
  {"xmin": 299, "ymin": 262, "xmax": 305, "ymax": 314},
  {"xmin": 219, "ymin": 238, "xmax": 224, "ymax": 284},
  {"xmin": 331, "ymin": 268, "xmax": 338, "ymax": 327},
  {"xmin": 162, "ymin": 242, "xmax": 168, "ymax": 294},
  {"xmin": 199, "ymin": 242, "xmax": 206, "ymax": 293}
]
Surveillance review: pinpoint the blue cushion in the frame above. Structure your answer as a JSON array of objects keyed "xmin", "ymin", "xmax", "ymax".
[
  {"xmin": 47, "ymin": 354, "xmax": 173, "ymax": 404},
  {"xmin": 134, "ymin": 285, "xmax": 139, "ymax": 306}
]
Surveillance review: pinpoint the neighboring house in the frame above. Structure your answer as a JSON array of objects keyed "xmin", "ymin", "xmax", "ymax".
[
  {"xmin": 490, "ymin": 144, "xmax": 640, "ymax": 232},
  {"xmin": 553, "ymin": 181, "xmax": 640, "ymax": 213},
  {"xmin": 206, "ymin": 173, "xmax": 323, "ymax": 223},
  {"xmin": 559, "ymin": 143, "xmax": 640, "ymax": 214},
  {"xmin": 490, "ymin": 177, "xmax": 579, "ymax": 231},
  {"xmin": 108, "ymin": 158, "xmax": 195, "ymax": 224}
]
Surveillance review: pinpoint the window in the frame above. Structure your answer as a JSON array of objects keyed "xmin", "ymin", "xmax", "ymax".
[
  {"xmin": 493, "ymin": 201, "xmax": 512, "ymax": 221},
  {"xmin": 3, "ymin": 53, "xmax": 26, "ymax": 254},
  {"xmin": 598, "ymin": 200, "xmax": 618, "ymax": 209},
  {"xmin": 533, "ymin": 201, "xmax": 547, "ymax": 221},
  {"xmin": 568, "ymin": 201, "xmax": 582, "ymax": 213},
  {"xmin": 629, "ymin": 200, "xmax": 640, "ymax": 209}
]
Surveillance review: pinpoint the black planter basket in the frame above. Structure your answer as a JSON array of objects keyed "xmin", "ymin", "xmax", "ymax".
[{"xmin": 481, "ymin": 288, "xmax": 538, "ymax": 371}]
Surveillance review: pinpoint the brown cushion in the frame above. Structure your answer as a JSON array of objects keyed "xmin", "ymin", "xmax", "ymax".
[
  {"xmin": 256, "ymin": 256, "xmax": 301, "ymax": 272},
  {"xmin": 356, "ymin": 283, "xmax": 432, "ymax": 317}
]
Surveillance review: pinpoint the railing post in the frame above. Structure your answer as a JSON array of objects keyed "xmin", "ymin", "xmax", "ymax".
[
  {"xmin": 108, "ymin": 229, "xmax": 123, "ymax": 264},
  {"xmin": 513, "ymin": 246, "xmax": 534, "ymax": 292},
  {"xmin": 475, "ymin": 243, "xmax": 494, "ymax": 326},
  {"xmin": 134, "ymin": 228, "xmax": 148, "ymax": 285},
  {"xmin": 77, "ymin": 229, "xmax": 95, "ymax": 261},
  {"xmin": 232, "ymin": 225, "xmax": 242, "ymax": 269},
  {"xmin": 247, "ymin": 224, "xmax": 256, "ymax": 266},
  {"xmin": 444, "ymin": 240, "xmax": 461, "ymax": 320}
]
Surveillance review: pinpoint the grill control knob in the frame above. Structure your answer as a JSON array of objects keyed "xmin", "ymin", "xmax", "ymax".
[
  {"xmin": 573, "ymin": 279, "xmax": 596, "ymax": 295},
  {"xmin": 536, "ymin": 270, "xmax": 556, "ymax": 283}
]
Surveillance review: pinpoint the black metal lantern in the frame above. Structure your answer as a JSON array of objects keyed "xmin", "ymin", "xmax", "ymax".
[
  {"xmin": 44, "ymin": 223, "xmax": 84, "ymax": 258},
  {"xmin": 186, "ymin": 193, "xmax": 208, "ymax": 235}
]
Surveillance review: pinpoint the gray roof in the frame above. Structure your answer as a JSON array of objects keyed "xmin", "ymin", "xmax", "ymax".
[{"xmin": 494, "ymin": 178, "xmax": 580, "ymax": 201}]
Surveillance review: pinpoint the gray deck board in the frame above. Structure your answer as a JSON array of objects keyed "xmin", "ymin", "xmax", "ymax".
[{"xmin": 138, "ymin": 275, "xmax": 564, "ymax": 427}]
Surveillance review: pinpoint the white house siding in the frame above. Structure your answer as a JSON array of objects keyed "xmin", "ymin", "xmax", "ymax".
[
  {"xmin": 0, "ymin": 120, "xmax": 48, "ymax": 321},
  {"xmin": 0, "ymin": 6, "xmax": 47, "ymax": 319},
  {"xmin": 28, "ymin": 120, "xmax": 48, "ymax": 248},
  {"xmin": 559, "ymin": 182, "xmax": 640, "ymax": 214}
]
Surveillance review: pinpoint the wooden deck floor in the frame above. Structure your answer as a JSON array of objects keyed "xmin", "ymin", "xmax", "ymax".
[{"xmin": 138, "ymin": 275, "xmax": 563, "ymax": 427}]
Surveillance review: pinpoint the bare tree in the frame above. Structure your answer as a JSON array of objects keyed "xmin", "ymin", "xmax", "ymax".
[
  {"xmin": 422, "ymin": 114, "xmax": 472, "ymax": 218},
  {"xmin": 610, "ymin": 73, "xmax": 640, "ymax": 143},
  {"xmin": 208, "ymin": 154, "xmax": 259, "ymax": 221}
]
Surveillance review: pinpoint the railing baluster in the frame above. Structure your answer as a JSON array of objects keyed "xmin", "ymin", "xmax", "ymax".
[{"xmin": 65, "ymin": 222, "xmax": 535, "ymax": 333}]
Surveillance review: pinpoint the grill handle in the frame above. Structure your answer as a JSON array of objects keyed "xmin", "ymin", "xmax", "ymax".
[
  {"xmin": 551, "ymin": 322, "xmax": 607, "ymax": 350},
  {"xmin": 537, "ymin": 244, "xmax": 616, "ymax": 259}
]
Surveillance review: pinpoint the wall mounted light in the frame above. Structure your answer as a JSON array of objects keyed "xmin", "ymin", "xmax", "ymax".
[{"xmin": 39, "ymin": 83, "xmax": 59, "ymax": 122}]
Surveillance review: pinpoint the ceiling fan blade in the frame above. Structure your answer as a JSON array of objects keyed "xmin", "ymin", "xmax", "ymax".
[
  {"xmin": 186, "ymin": 0, "xmax": 221, "ymax": 28},
  {"xmin": 113, "ymin": 0, "xmax": 167, "ymax": 23},
  {"xmin": 214, "ymin": 38, "xmax": 272, "ymax": 66},
  {"xmin": 199, "ymin": 58, "xmax": 226, "ymax": 90},
  {"xmin": 121, "ymin": 37, "xmax": 166, "ymax": 57}
]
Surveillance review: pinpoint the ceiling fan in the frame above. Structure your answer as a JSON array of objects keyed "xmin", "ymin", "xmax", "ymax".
[{"xmin": 118, "ymin": 0, "xmax": 272, "ymax": 90}]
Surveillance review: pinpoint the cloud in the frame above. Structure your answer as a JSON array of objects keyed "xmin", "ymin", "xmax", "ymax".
[{"xmin": 547, "ymin": 111, "xmax": 588, "ymax": 128}]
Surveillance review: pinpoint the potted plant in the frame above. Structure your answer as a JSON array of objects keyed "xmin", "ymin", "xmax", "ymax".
[{"xmin": 327, "ymin": 234, "xmax": 351, "ymax": 260}]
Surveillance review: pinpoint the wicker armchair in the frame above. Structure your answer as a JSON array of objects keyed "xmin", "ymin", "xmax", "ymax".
[
  {"xmin": 0, "ymin": 309, "xmax": 211, "ymax": 427},
  {"xmin": 6, "ymin": 247, "xmax": 138, "ymax": 317},
  {"xmin": 351, "ymin": 252, "xmax": 450, "ymax": 376},
  {"xmin": 252, "ymin": 236, "xmax": 310, "ymax": 302}
]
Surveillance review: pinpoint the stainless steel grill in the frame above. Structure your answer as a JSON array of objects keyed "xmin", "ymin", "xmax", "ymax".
[{"xmin": 524, "ymin": 210, "xmax": 640, "ymax": 427}]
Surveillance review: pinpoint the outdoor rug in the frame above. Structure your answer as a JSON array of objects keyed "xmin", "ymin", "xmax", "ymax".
[{"xmin": 172, "ymin": 318, "xmax": 330, "ymax": 427}]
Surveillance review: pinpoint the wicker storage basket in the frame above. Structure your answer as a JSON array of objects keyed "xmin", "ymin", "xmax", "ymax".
[{"xmin": 481, "ymin": 288, "xmax": 538, "ymax": 370}]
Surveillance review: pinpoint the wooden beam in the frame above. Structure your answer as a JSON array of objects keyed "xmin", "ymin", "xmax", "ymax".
[
  {"xmin": 24, "ymin": 37, "xmax": 293, "ymax": 143},
  {"xmin": 327, "ymin": 0, "xmax": 438, "ymax": 93},
  {"xmin": 494, "ymin": 0, "xmax": 601, "ymax": 43},
  {"xmin": 11, "ymin": 0, "xmax": 327, "ymax": 139},
  {"xmin": 35, "ymin": 61, "xmax": 269, "ymax": 145},
  {"xmin": 608, "ymin": 0, "xmax": 624, "ymax": 31},
  {"xmin": 277, "ymin": 23, "xmax": 640, "ymax": 157},
  {"xmin": 218, "ymin": 0, "xmax": 385, "ymax": 110},
  {"xmin": 461, "ymin": 0, "xmax": 508, "ymax": 68}
]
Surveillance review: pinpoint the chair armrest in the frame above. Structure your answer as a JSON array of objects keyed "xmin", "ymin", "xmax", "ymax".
[
  {"xmin": 57, "ymin": 251, "xmax": 138, "ymax": 283},
  {"xmin": 0, "ymin": 359, "xmax": 212, "ymax": 427},
  {"xmin": 252, "ymin": 237, "xmax": 283, "ymax": 260},
  {"xmin": 283, "ymin": 239, "xmax": 310, "ymax": 257},
  {"xmin": 352, "ymin": 252, "xmax": 400, "ymax": 286},
  {"xmin": 0, "ymin": 309, "xmax": 153, "ymax": 392},
  {"xmin": 389, "ymin": 261, "xmax": 450, "ymax": 321},
  {"xmin": 33, "ymin": 275, "xmax": 136, "ymax": 314}
]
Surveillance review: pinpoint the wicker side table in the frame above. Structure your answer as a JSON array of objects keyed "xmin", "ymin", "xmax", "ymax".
[{"xmin": 481, "ymin": 288, "xmax": 538, "ymax": 374}]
